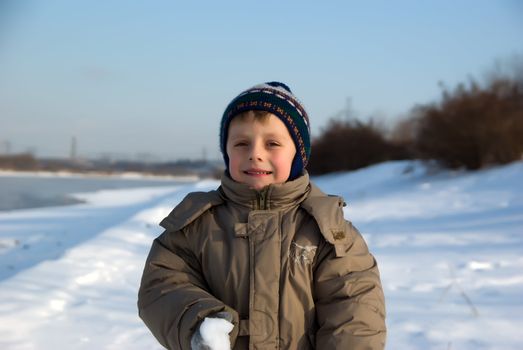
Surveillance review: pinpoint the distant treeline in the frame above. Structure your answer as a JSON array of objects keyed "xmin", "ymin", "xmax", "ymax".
[
  {"xmin": 309, "ymin": 60, "xmax": 523, "ymax": 174},
  {"xmin": 0, "ymin": 154, "xmax": 222, "ymax": 178}
]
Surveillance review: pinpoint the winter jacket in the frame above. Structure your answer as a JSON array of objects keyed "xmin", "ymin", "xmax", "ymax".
[{"xmin": 138, "ymin": 173, "xmax": 386, "ymax": 349}]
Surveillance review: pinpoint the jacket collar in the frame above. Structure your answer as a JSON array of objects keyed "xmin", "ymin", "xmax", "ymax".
[{"xmin": 219, "ymin": 172, "xmax": 311, "ymax": 210}]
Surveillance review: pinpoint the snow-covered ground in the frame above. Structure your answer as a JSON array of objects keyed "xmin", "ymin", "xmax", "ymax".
[{"xmin": 0, "ymin": 161, "xmax": 521, "ymax": 349}]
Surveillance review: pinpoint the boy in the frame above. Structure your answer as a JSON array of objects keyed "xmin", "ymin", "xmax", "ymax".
[{"xmin": 138, "ymin": 82, "xmax": 386, "ymax": 349}]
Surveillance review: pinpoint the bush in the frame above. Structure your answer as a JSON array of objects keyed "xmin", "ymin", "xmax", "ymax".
[
  {"xmin": 308, "ymin": 119, "xmax": 410, "ymax": 175},
  {"xmin": 412, "ymin": 77, "xmax": 523, "ymax": 169}
]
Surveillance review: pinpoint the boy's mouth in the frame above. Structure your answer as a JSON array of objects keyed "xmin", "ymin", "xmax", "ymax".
[{"xmin": 244, "ymin": 169, "xmax": 273, "ymax": 175}]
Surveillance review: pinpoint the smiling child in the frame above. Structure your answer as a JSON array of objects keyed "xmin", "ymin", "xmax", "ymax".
[{"xmin": 138, "ymin": 82, "xmax": 386, "ymax": 349}]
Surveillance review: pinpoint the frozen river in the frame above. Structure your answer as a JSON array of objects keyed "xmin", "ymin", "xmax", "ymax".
[{"xmin": 0, "ymin": 172, "xmax": 194, "ymax": 211}]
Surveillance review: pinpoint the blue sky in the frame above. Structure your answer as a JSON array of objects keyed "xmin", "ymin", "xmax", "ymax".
[{"xmin": 1, "ymin": 1, "xmax": 521, "ymax": 161}]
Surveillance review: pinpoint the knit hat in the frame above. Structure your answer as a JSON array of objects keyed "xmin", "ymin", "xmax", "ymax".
[{"xmin": 220, "ymin": 82, "xmax": 311, "ymax": 181}]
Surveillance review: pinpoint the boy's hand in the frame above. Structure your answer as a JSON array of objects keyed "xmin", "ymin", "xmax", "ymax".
[{"xmin": 190, "ymin": 312, "xmax": 234, "ymax": 350}]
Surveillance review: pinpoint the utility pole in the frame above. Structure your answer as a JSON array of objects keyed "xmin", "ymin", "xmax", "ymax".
[
  {"xmin": 0, "ymin": 140, "xmax": 10, "ymax": 154},
  {"xmin": 70, "ymin": 136, "xmax": 77, "ymax": 160},
  {"xmin": 343, "ymin": 97, "xmax": 354, "ymax": 122},
  {"xmin": 202, "ymin": 147, "xmax": 207, "ymax": 163}
]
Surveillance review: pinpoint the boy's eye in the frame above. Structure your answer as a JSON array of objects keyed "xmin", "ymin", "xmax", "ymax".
[
  {"xmin": 234, "ymin": 141, "xmax": 248, "ymax": 147},
  {"xmin": 267, "ymin": 141, "xmax": 280, "ymax": 147}
]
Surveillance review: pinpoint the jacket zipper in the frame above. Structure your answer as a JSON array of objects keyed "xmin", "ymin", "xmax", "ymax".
[{"xmin": 257, "ymin": 188, "xmax": 268, "ymax": 210}]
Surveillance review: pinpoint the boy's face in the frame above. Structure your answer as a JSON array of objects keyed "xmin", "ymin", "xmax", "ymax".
[{"xmin": 226, "ymin": 113, "xmax": 296, "ymax": 190}]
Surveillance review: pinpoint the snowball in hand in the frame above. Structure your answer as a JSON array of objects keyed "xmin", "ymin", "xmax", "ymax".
[{"xmin": 199, "ymin": 317, "xmax": 234, "ymax": 350}]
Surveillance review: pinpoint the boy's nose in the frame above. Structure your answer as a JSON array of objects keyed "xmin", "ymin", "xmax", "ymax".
[{"xmin": 248, "ymin": 144, "xmax": 264, "ymax": 161}]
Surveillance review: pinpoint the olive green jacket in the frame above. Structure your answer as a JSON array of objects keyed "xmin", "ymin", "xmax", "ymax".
[{"xmin": 138, "ymin": 173, "xmax": 386, "ymax": 349}]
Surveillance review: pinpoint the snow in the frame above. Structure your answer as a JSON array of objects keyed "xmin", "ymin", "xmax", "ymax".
[
  {"xmin": 197, "ymin": 317, "xmax": 234, "ymax": 350},
  {"xmin": 1, "ymin": 161, "xmax": 522, "ymax": 349}
]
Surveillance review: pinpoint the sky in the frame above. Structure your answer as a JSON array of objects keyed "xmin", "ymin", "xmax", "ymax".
[{"xmin": 0, "ymin": 0, "xmax": 522, "ymax": 161}]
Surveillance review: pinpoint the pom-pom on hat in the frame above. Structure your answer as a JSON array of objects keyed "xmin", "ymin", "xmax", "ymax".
[{"xmin": 220, "ymin": 82, "xmax": 311, "ymax": 181}]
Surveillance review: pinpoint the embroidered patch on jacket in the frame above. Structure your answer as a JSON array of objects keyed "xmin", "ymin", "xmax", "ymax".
[{"xmin": 290, "ymin": 242, "xmax": 317, "ymax": 265}]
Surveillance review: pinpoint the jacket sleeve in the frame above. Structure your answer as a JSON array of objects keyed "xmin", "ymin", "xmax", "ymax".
[
  {"xmin": 137, "ymin": 229, "xmax": 239, "ymax": 350},
  {"xmin": 313, "ymin": 222, "xmax": 386, "ymax": 349}
]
